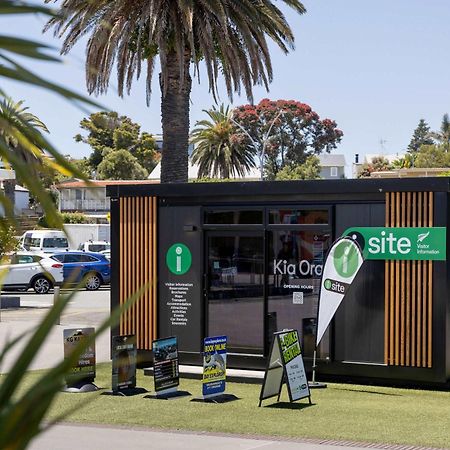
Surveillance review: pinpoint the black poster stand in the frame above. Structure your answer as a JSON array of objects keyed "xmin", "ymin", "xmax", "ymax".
[
  {"xmin": 144, "ymin": 336, "xmax": 191, "ymax": 400},
  {"xmin": 259, "ymin": 329, "xmax": 311, "ymax": 407},
  {"xmin": 103, "ymin": 334, "xmax": 148, "ymax": 397}
]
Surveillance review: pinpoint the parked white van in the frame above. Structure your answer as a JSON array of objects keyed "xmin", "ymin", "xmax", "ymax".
[{"xmin": 20, "ymin": 230, "xmax": 69, "ymax": 253}]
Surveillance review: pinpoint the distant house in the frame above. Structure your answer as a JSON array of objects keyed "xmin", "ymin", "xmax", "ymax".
[
  {"xmin": 0, "ymin": 183, "xmax": 30, "ymax": 216},
  {"xmin": 153, "ymin": 134, "xmax": 195, "ymax": 156},
  {"xmin": 319, "ymin": 154, "xmax": 346, "ymax": 179},
  {"xmin": 353, "ymin": 153, "xmax": 406, "ymax": 178},
  {"xmin": 148, "ymin": 161, "xmax": 261, "ymax": 181},
  {"xmin": 0, "ymin": 164, "xmax": 31, "ymax": 216},
  {"xmin": 55, "ymin": 179, "xmax": 159, "ymax": 221}
]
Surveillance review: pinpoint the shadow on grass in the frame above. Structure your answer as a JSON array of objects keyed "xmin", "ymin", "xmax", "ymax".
[
  {"xmin": 333, "ymin": 388, "xmax": 402, "ymax": 397},
  {"xmin": 264, "ymin": 402, "xmax": 315, "ymax": 410}
]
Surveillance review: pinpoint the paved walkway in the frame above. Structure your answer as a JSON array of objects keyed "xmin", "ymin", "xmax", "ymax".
[{"xmin": 29, "ymin": 424, "xmax": 391, "ymax": 450}]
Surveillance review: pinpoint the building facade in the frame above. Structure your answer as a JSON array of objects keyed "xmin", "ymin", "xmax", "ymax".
[{"xmin": 107, "ymin": 178, "xmax": 450, "ymax": 387}]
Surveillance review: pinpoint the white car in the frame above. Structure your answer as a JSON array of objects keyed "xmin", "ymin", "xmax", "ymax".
[
  {"xmin": 0, "ymin": 252, "xmax": 64, "ymax": 294},
  {"xmin": 77, "ymin": 241, "xmax": 110, "ymax": 253}
]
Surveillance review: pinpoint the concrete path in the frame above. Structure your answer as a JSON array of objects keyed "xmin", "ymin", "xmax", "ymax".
[
  {"xmin": 29, "ymin": 424, "xmax": 377, "ymax": 450},
  {"xmin": 0, "ymin": 289, "xmax": 110, "ymax": 373}
]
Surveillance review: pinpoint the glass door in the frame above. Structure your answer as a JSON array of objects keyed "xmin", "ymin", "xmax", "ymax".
[{"xmin": 206, "ymin": 232, "xmax": 264, "ymax": 355}]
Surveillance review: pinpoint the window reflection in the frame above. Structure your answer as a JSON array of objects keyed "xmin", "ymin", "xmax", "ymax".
[
  {"xmin": 268, "ymin": 230, "xmax": 331, "ymax": 358},
  {"xmin": 269, "ymin": 209, "xmax": 328, "ymax": 225},
  {"xmin": 208, "ymin": 235, "xmax": 264, "ymax": 354}
]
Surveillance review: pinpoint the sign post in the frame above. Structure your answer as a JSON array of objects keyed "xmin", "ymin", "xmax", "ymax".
[
  {"xmin": 259, "ymin": 329, "xmax": 311, "ymax": 407},
  {"xmin": 146, "ymin": 336, "xmax": 191, "ymax": 400},
  {"xmin": 63, "ymin": 327, "xmax": 98, "ymax": 393}
]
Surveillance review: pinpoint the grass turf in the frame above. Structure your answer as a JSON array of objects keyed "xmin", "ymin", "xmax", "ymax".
[{"xmin": 13, "ymin": 363, "xmax": 450, "ymax": 448}]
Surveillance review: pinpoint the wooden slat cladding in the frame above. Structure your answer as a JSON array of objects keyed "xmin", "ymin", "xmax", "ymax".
[
  {"xmin": 119, "ymin": 196, "xmax": 157, "ymax": 350},
  {"xmin": 384, "ymin": 192, "xmax": 433, "ymax": 367}
]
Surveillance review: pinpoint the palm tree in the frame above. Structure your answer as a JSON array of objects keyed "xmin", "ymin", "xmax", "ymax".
[
  {"xmin": 45, "ymin": 1, "xmax": 306, "ymax": 183},
  {"xmin": 0, "ymin": 97, "xmax": 49, "ymax": 212},
  {"xmin": 191, "ymin": 105, "xmax": 255, "ymax": 179}
]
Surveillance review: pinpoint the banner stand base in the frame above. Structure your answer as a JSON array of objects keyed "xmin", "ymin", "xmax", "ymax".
[
  {"xmin": 144, "ymin": 390, "xmax": 191, "ymax": 400},
  {"xmin": 308, "ymin": 381, "xmax": 327, "ymax": 389},
  {"xmin": 191, "ymin": 393, "xmax": 239, "ymax": 404},
  {"xmin": 62, "ymin": 382, "xmax": 99, "ymax": 393},
  {"xmin": 102, "ymin": 387, "xmax": 148, "ymax": 397}
]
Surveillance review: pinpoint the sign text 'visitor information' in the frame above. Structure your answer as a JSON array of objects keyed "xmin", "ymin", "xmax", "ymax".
[{"xmin": 344, "ymin": 227, "xmax": 446, "ymax": 261}]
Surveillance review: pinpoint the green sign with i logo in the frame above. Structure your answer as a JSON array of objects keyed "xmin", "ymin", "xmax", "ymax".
[{"xmin": 166, "ymin": 243, "xmax": 192, "ymax": 275}]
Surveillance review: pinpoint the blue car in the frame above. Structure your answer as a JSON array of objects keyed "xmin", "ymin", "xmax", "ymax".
[{"xmin": 50, "ymin": 251, "xmax": 111, "ymax": 290}]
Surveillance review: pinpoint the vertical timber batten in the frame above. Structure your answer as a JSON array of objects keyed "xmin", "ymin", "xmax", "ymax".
[
  {"xmin": 118, "ymin": 196, "xmax": 158, "ymax": 349},
  {"xmin": 385, "ymin": 191, "xmax": 434, "ymax": 367}
]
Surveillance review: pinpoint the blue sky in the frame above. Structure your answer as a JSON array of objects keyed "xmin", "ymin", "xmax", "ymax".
[{"xmin": 3, "ymin": 0, "xmax": 450, "ymax": 173}]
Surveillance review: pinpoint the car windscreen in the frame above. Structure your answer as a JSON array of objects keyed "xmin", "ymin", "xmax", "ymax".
[
  {"xmin": 88, "ymin": 244, "xmax": 109, "ymax": 252},
  {"xmin": 43, "ymin": 237, "xmax": 68, "ymax": 248}
]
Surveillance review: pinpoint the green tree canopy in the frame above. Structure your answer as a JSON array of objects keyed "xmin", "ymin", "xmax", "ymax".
[
  {"xmin": 232, "ymin": 99, "xmax": 343, "ymax": 180},
  {"xmin": 358, "ymin": 157, "xmax": 392, "ymax": 178},
  {"xmin": 407, "ymin": 119, "xmax": 433, "ymax": 153},
  {"xmin": 430, "ymin": 114, "xmax": 450, "ymax": 150},
  {"xmin": 46, "ymin": 0, "xmax": 306, "ymax": 183},
  {"xmin": 414, "ymin": 144, "xmax": 450, "ymax": 168},
  {"xmin": 191, "ymin": 105, "xmax": 256, "ymax": 179},
  {"xmin": 97, "ymin": 149, "xmax": 148, "ymax": 180},
  {"xmin": 275, "ymin": 156, "xmax": 321, "ymax": 180},
  {"xmin": 75, "ymin": 111, "xmax": 159, "ymax": 175}
]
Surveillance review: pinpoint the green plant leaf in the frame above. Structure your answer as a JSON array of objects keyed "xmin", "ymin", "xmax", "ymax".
[{"xmin": 0, "ymin": 36, "xmax": 60, "ymax": 61}]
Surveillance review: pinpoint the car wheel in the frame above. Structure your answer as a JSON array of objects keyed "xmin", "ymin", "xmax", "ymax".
[
  {"xmin": 32, "ymin": 276, "xmax": 51, "ymax": 294},
  {"xmin": 84, "ymin": 272, "xmax": 101, "ymax": 291}
]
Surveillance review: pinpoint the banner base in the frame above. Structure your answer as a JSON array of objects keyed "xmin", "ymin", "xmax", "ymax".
[
  {"xmin": 308, "ymin": 381, "xmax": 327, "ymax": 389},
  {"xmin": 144, "ymin": 390, "xmax": 191, "ymax": 400},
  {"xmin": 62, "ymin": 382, "xmax": 98, "ymax": 393},
  {"xmin": 191, "ymin": 393, "xmax": 239, "ymax": 404},
  {"xmin": 102, "ymin": 387, "xmax": 148, "ymax": 397}
]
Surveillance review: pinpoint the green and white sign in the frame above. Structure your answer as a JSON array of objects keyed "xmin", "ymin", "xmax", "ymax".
[
  {"xmin": 316, "ymin": 237, "xmax": 364, "ymax": 346},
  {"xmin": 166, "ymin": 243, "xmax": 192, "ymax": 275},
  {"xmin": 344, "ymin": 227, "xmax": 446, "ymax": 261}
]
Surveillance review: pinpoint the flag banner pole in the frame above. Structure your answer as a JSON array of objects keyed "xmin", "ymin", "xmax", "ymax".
[{"xmin": 310, "ymin": 236, "xmax": 364, "ymax": 388}]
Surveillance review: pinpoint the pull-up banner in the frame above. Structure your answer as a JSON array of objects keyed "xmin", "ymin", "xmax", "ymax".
[
  {"xmin": 344, "ymin": 227, "xmax": 446, "ymax": 261},
  {"xmin": 316, "ymin": 237, "xmax": 364, "ymax": 346}
]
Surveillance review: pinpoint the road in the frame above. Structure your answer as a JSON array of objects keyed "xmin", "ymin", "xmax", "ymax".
[{"xmin": 0, "ymin": 288, "xmax": 111, "ymax": 373}]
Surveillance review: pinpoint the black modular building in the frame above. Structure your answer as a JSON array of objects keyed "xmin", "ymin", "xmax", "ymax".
[{"xmin": 107, "ymin": 177, "xmax": 450, "ymax": 387}]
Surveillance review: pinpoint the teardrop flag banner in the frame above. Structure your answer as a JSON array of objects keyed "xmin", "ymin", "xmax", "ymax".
[{"xmin": 316, "ymin": 237, "xmax": 364, "ymax": 346}]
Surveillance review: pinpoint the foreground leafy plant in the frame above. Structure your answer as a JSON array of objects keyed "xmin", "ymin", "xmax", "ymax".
[{"xmin": 0, "ymin": 285, "xmax": 146, "ymax": 450}]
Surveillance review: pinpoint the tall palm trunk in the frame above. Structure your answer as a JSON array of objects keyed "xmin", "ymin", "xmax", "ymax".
[{"xmin": 160, "ymin": 51, "xmax": 192, "ymax": 183}]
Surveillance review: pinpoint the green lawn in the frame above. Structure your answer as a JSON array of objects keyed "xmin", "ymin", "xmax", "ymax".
[{"xmin": 19, "ymin": 364, "xmax": 450, "ymax": 448}]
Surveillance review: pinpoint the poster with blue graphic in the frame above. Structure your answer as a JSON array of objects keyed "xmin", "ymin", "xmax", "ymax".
[{"xmin": 202, "ymin": 336, "xmax": 227, "ymax": 397}]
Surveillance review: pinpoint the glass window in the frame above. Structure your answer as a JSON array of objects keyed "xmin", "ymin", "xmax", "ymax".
[
  {"xmin": 29, "ymin": 238, "xmax": 41, "ymax": 247},
  {"xmin": 51, "ymin": 255, "xmax": 65, "ymax": 263},
  {"xmin": 43, "ymin": 237, "xmax": 68, "ymax": 248},
  {"xmin": 268, "ymin": 229, "xmax": 331, "ymax": 359},
  {"xmin": 15, "ymin": 255, "xmax": 34, "ymax": 264},
  {"xmin": 204, "ymin": 210, "xmax": 263, "ymax": 225},
  {"xmin": 269, "ymin": 209, "xmax": 328, "ymax": 225},
  {"xmin": 88, "ymin": 244, "xmax": 109, "ymax": 253},
  {"xmin": 81, "ymin": 254, "xmax": 99, "ymax": 262},
  {"xmin": 64, "ymin": 254, "xmax": 82, "ymax": 263},
  {"xmin": 330, "ymin": 166, "xmax": 338, "ymax": 177},
  {"xmin": 207, "ymin": 234, "xmax": 264, "ymax": 354}
]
